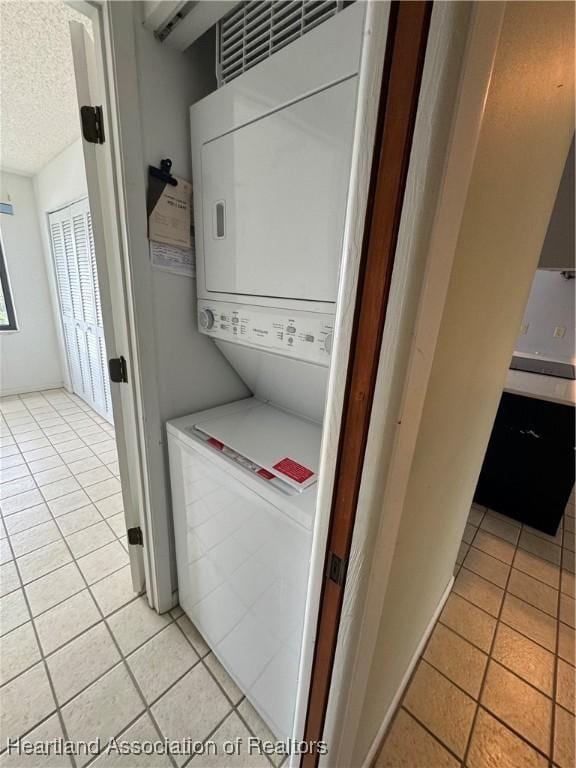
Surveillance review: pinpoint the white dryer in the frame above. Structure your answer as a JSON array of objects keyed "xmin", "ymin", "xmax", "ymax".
[
  {"xmin": 167, "ymin": 397, "xmax": 320, "ymax": 739},
  {"xmin": 189, "ymin": 2, "xmax": 367, "ymax": 424}
]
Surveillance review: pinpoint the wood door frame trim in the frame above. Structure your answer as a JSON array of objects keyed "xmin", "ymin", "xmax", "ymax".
[{"xmin": 301, "ymin": 3, "xmax": 433, "ymax": 763}]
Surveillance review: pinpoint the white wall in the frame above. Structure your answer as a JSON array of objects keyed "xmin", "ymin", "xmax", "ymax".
[
  {"xmin": 0, "ymin": 172, "xmax": 64, "ymax": 395},
  {"xmin": 133, "ymin": 22, "xmax": 247, "ymax": 420},
  {"xmin": 538, "ymin": 137, "xmax": 574, "ymax": 270},
  {"xmin": 128, "ymin": 10, "xmax": 249, "ymax": 599},
  {"xmin": 34, "ymin": 139, "xmax": 87, "ymax": 214},
  {"xmin": 516, "ymin": 269, "xmax": 575, "ymax": 360},
  {"xmin": 33, "ymin": 138, "xmax": 89, "ymax": 393},
  {"xmin": 355, "ymin": 1, "xmax": 574, "ymax": 758}
]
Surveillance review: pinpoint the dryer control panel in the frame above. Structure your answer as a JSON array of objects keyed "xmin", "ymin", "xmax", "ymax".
[{"xmin": 198, "ymin": 300, "xmax": 334, "ymax": 366}]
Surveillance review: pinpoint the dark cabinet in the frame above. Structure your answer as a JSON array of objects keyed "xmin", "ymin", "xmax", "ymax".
[{"xmin": 474, "ymin": 392, "xmax": 575, "ymax": 534}]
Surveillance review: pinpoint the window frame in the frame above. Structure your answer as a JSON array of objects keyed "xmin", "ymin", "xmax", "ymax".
[{"xmin": 0, "ymin": 237, "xmax": 18, "ymax": 331}]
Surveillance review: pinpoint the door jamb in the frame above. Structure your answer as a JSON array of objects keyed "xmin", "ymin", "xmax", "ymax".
[
  {"xmin": 290, "ymin": 2, "xmax": 391, "ymax": 755},
  {"xmin": 318, "ymin": 3, "xmax": 506, "ymax": 766},
  {"xmin": 301, "ymin": 4, "xmax": 434, "ymax": 764},
  {"xmin": 67, "ymin": 0, "xmax": 158, "ymax": 605},
  {"xmin": 70, "ymin": 0, "xmax": 175, "ymax": 612}
]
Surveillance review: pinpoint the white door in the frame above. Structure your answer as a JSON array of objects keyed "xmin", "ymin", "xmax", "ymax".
[
  {"xmin": 69, "ymin": 16, "xmax": 149, "ymax": 600},
  {"xmin": 49, "ymin": 199, "xmax": 113, "ymax": 423}
]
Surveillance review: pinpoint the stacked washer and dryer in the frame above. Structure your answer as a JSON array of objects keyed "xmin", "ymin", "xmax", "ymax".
[{"xmin": 167, "ymin": 2, "xmax": 366, "ymax": 742}]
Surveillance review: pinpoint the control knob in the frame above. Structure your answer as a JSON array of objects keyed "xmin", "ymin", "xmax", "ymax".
[
  {"xmin": 324, "ymin": 332, "xmax": 333, "ymax": 355},
  {"xmin": 199, "ymin": 309, "xmax": 215, "ymax": 330}
]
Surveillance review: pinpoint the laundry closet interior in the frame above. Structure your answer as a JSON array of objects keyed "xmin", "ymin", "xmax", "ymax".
[{"xmin": 128, "ymin": 0, "xmax": 382, "ymax": 749}]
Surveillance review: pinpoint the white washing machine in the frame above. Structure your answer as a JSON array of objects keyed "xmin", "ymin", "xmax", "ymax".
[
  {"xmin": 168, "ymin": 1, "xmax": 367, "ymax": 743},
  {"xmin": 167, "ymin": 397, "xmax": 320, "ymax": 739}
]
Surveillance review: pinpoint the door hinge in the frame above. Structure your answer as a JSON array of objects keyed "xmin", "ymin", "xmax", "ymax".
[
  {"xmin": 80, "ymin": 105, "xmax": 105, "ymax": 144},
  {"xmin": 109, "ymin": 356, "xmax": 128, "ymax": 384},
  {"xmin": 328, "ymin": 551, "xmax": 347, "ymax": 587},
  {"xmin": 127, "ymin": 526, "xmax": 144, "ymax": 546}
]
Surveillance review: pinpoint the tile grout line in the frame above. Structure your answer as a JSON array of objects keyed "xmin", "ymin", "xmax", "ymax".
[
  {"xmin": 438, "ymin": 591, "xmax": 557, "ymax": 659},
  {"xmin": 406, "ymin": 657, "xmax": 564, "ymax": 765},
  {"xmin": 2, "ymin": 484, "xmax": 122, "ymax": 517},
  {"xmin": 463, "ymin": 548, "xmax": 568, "ymax": 597},
  {"xmin": 373, "ymin": 600, "xmax": 469, "ymax": 767},
  {"xmin": 457, "ymin": 562, "xmax": 560, "ymax": 620},
  {"xmin": 1, "ymin": 466, "xmax": 121, "ymax": 514},
  {"xmin": 4, "ymin": 519, "xmax": 127, "ymax": 587},
  {"xmin": 457, "ymin": 556, "xmax": 505, "ymax": 589},
  {"xmin": 5, "ymin": 398, "xmax": 177, "ymax": 768},
  {"xmin": 548, "ymin": 554, "xmax": 564, "ymax": 767},
  {"xmin": 169, "ymin": 616, "xmax": 277, "ymax": 767},
  {"xmin": 373, "ymin": 649, "xmax": 465, "ymax": 765},
  {"xmin": 0, "ymin": 465, "xmax": 80, "ymax": 768},
  {"xmin": 5, "ymin": 453, "xmax": 568, "ymax": 760},
  {"xmin": 381, "ymin": 508, "xmax": 571, "ymax": 767},
  {"xmin": 77, "ymin": 642, "xmax": 234, "ymax": 768},
  {"xmin": 5, "ymin": 514, "xmax": 121, "ymax": 561},
  {"xmin": 1, "ymin": 552, "xmax": 131, "ymax": 605},
  {"xmin": 1, "ymin": 580, "xmax": 141, "ymax": 671},
  {"xmin": 470, "ymin": 525, "xmax": 562, "ymax": 573},
  {"xmin": 459, "ymin": 519, "xmax": 564, "ymax": 596},
  {"xmin": 422, "ymin": 634, "xmax": 557, "ymax": 705},
  {"xmin": 0, "ymin": 393, "xmax": 124, "ymax": 767},
  {"xmin": 0, "ymin": 607, "xmax": 178, "ymax": 753},
  {"xmin": 392, "ymin": 706, "xmax": 465, "ymax": 767},
  {"xmin": 461, "ymin": 521, "xmax": 522, "ymax": 767},
  {"xmin": 468, "ymin": 539, "xmax": 561, "ymax": 583},
  {"xmin": 402, "ymin": 688, "xmax": 548, "ymax": 768},
  {"xmin": 4, "ymin": 393, "xmax": 273, "ymax": 768},
  {"xmin": 63, "ymin": 602, "xmax": 275, "ymax": 768},
  {"xmin": 6, "ymin": 392, "xmax": 571, "ymax": 767},
  {"xmin": 2, "ymin": 430, "xmax": 124, "ymax": 536},
  {"xmin": 463, "ymin": 525, "xmax": 560, "ymax": 765}
]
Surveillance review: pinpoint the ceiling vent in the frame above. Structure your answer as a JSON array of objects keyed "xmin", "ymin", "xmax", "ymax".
[{"xmin": 218, "ymin": 1, "xmax": 349, "ymax": 86}]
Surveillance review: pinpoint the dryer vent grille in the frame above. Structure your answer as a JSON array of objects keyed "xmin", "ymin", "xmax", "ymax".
[{"xmin": 218, "ymin": 1, "xmax": 349, "ymax": 86}]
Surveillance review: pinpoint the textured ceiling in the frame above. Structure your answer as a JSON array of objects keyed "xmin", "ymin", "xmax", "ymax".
[{"xmin": 0, "ymin": 1, "xmax": 90, "ymax": 176}]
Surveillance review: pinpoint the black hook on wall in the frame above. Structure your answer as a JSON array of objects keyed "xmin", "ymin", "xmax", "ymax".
[{"xmin": 148, "ymin": 158, "xmax": 178, "ymax": 186}]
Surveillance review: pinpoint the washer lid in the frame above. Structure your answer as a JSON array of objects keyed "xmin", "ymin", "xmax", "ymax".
[{"xmin": 193, "ymin": 401, "xmax": 322, "ymax": 491}]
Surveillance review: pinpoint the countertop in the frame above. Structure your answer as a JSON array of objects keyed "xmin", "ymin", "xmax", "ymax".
[{"xmin": 504, "ymin": 368, "xmax": 576, "ymax": 407}]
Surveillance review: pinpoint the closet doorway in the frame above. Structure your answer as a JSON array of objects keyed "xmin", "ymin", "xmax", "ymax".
[{"xmin": 48, "ymin": 197, "xmax": 113, "ymax": 423}]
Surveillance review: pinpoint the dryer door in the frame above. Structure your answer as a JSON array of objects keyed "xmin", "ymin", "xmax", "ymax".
[{"xmin": 201, "ymin": 76, "xmax": 357, "ymax": 303}]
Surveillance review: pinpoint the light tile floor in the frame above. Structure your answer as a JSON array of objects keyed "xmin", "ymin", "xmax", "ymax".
[
  {"xmin": 375, "ymin": 496, "xmax": 575, "ymax": 768},
  {"xmin": 0, "ymin": 390, "xmax": 279, "ymax": 768}
]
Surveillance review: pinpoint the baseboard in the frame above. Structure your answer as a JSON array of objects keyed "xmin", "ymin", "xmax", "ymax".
[
  {"xmin": 362, "ymin": 575, "xmax": 455, "ymax": 768},
  {"xmin": 0, "ymin": 382, "xmax": 64, "ymax": 397}
]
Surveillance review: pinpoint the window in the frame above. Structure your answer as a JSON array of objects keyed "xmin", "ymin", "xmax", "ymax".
[{"xmin": 0, "ymin": 239, "xmax": 17, "ymax": 331}]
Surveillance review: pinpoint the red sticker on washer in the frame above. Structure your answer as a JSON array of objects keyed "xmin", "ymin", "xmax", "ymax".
[
  {"xmin": 257, "ymin": 468, "xmax": 275, "ymax": 480},
  {"xmin": 273, "ymin": 458, "xmax": 314, "ymax": 483},
  {"xmin": 207, "ymin": 437, "xmax": 224, "ymax": 450}
]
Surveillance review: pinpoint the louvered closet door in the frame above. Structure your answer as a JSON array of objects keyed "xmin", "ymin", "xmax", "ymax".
[{"xmin": 49, "ymin": 199, "xmax": 113, "ymax": 423}]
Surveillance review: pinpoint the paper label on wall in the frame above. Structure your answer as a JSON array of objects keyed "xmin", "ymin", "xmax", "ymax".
[
  {"xmin": 150, "ymin": 240, "xmax": 196, "ymax": 278},
  {"xmin": 148, "ymin": 175, "xmax": 192, "ymax": 249}
]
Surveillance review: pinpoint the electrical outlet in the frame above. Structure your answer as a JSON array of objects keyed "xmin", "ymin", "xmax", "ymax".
[
  {"xmin": 519, "ymin": 323, "xmax": 529, "ymax": 335},
  {"xmin": 553, "ymin": 326, "xmax": 566, "ymax": 338}
]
